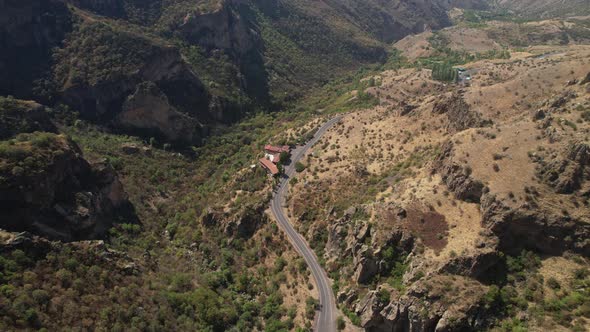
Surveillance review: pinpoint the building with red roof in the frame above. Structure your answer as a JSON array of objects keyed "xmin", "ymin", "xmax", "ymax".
[
  {"xmin": 264, "ymin": 145, "xmax": 291, "ymax": 164},
  {"xmin": 264, "ymin": 145, "xmax": 290, "ymax": 154},
  {"xmin": 259, "ymin": 157, "xmax": 279, "ymax": 176}
]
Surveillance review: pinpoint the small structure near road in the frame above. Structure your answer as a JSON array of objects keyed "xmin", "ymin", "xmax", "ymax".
[
  {"xmin": 264, "ymin": 145, "xmax": 291, "ymax": 164},
  {"xmin": 259, "ymin": 157, "xmax": 279, "ymax": 176},
  {"xmin": 260, "ymin": 144, "xmax": 291, "ymax": 176}
]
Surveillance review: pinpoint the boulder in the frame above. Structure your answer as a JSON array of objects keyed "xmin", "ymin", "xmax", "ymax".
[
  {"xmin": 120, "ymin": 143, "xmax": 140, "ymax": 155},
  {"xmin": 533, "ymin": 109, "xmax": 546, "ymax": 121},
  {"xmin": 354, "ymin": 256, "xmax": 379, "ymax": 284}
]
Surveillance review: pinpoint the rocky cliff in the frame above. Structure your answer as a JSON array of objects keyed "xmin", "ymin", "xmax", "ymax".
[
  {"xmin": 0, "ymin": 0, "xmax": 462, "ymax": 146},
  {"xmin": 0, "ymin": 98, "xmax": 56, "ymax": 139},
  {"xmin": 0, "ymin": 0, "xmax": 72, "ymax": 99},
  {"xmin": 434, "ymin": 140, "xmax": 590, "ymax": 256},
  {"xmin": 0, "ymin": 128, "xmax": 135, "ymax": 241}
]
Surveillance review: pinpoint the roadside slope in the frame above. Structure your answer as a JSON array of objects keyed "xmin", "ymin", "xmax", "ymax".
[{"xmin": 271, "ymin": 116, "xmax": 343, "ymax": 332}]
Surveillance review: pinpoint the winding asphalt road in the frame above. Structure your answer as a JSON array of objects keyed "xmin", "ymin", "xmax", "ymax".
[{"xmin": 270, "ymin": 116, "xmax": 343, "ymax": 332}]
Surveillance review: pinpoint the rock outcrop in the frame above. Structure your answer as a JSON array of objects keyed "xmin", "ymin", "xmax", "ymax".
[
  {"xmin": 355, "ymin": 276, "xmax": 490, "ymax": 331},
  {"xmin": 118, "ymin": 82, "xmax": 203, "ymax": 145},
  {"xmin": 432, "ymin": 92, "xmax": 490, "ymax": 133},
  {"xmin": 176, "ymin": 0, "xmax": 256, "ymax": 57},
  {"xmin": 199, "ymin": 201, "xmax": 268, "ymax": 239},
  {"xmin": 434, "ymin": 139, "xmax": 590, "ymax": 256},
  {"xmin": 535, "ymin": 140, "xmax": 589, "ymax": 194},
  {"xmin": 0, "ymin": 134, "xmax": 136, "ymax": 241},
  {"xmin": 433, "ymin": 141, "xmax": 485, "ymax": 203},
  {"xmin": 55, "ymin": 24, "xmax": 207, "ymax": 115},
  {"xmin": 324, "ymin": 205, "xmax": 416, "ymax": 286},
  {"xmin": 480, "ymin": 193, "xmax": 590, "ymax": 256},
  {"xmin": 439, "ymin": 247, "xmax": 502, "ymax": 282},
  {"xmin": 0, "ymin": 98, "xmax": 56, "ymax": 139},
  {"xmin": 228, "ymin": 202, "xmax": 268, "ymax": 238}
]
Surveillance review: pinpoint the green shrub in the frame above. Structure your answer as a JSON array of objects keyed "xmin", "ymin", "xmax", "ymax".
[
  {"xmin": 337, "ymin": 316, "xmax": 345, "ymax": 330},
  {"xmin": 295, "ymin": 162, "xmax": 306, "ymax": 173},
  {"xmin": 377, "ymin": 288, "xmax": 391, "ymax": 303},
  {"xmin": 546, "ymin": 277, "xmax": 561, "ymax": 290},
  {"xmin": 64, "ymin": 258, "xmax": 79, "ymax": 272},
  {"xmin": 31, "ymin": 289, "xmax": 50, "ymax": 305},
  {"xmin": 343, "ymin": 307, "xmax": 361, "ymax": 326}
]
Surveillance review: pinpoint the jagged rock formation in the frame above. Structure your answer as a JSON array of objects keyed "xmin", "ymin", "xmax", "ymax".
[
  {"xmin": 118, "ymin": 82, "xmax": 203, "ymax": 144},
  {"xmin": 355, "ymin": 276, "xmax": 490, "ymax": 331},
  {"xmin": 433, "ymin": 139, "xmax": 590, "ymax": 256},
  {"xmin": 200, "ymin": 201, "xmax": 268, "ymax": 239},
  {"xmin": 176, "ymin": 0, "xmax": 255, "ymax": 56},
  {"xmin": 52, "ymin": 22, "xmax": 211, "ymax": 141},
  {"xmin": 0, "ymin": 0, "xmax": 461, "ymax": 146},
  {"xmin": 481, "ymin": 192, "xmax": 590, "ymax": 256},
  {"xmin": 432, "ymin": 92, "xmax": 490, "ymax": 132},
  {"xmin": 0, "ymin": 133, "xmax": 136, "ymax": 241},
  {"xmin": 535, "ymin": 140, "xmax": 589, "ymax": 194},
  {"xmin": 225, "ymin": 202, "xmax": 269, "ymax": 238},
  {"xmin": 433, "ymin": 141, "xmax": 485, "ymax": 203}
]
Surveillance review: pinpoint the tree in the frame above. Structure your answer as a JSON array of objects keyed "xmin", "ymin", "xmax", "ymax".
[
  {"xmin": 279, "ymin": 151, "xmax": 290, "ymax": 164},
  {"xmin": 337, "ymin": 316, "xmax": 346, "ymax": 331},
  {"xmin": 276, "ymin": 163, "xmax": 284, "ymax": 176},
  {"xmin": 432, "ymin": 62, "xmax": 458, "ymax": 82},
  {"xmin": 295, "ymin": 162, "xmax": 306, "ymax": 173}
]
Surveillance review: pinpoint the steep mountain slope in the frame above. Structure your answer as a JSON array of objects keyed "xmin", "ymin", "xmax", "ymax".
[
  {"xmin": 286, "ymin": 41, "xmax": 590, "ymax": 331},
  {"xmin": 0, "ymin": 0, "xmax": 454, "ymax": 147},
  {"xmin": 2, "ymin": 1, "xmax": 589, "ymax": 331},
  {"xmin": 495, "ymin": 0, "xmax": 590, "ymax": 19},
  {"xmin": 0, "ymin": 0, "xmax": 72, "ymax": 100}
]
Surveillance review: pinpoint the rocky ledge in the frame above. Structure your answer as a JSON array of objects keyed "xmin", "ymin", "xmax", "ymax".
[{"xmin": 0, "ymin": 133, "xmax": 136, "ymax": 241}]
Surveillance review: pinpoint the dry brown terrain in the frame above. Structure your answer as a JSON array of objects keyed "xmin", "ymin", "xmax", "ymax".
[{"xmin": 281, "ymin": 40, "xmax": 590, "ymax": 330}]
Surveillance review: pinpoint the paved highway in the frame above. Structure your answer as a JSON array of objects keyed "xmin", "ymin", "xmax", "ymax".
[{"xmin": 270, "ymin": 116, "xmax": 343, "ymax": 332}]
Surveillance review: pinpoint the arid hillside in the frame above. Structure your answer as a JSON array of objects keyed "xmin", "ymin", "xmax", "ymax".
[
  {"xmin": 1, "ymin": 1, "xmax": 590, "ymax": 332},
  {"xmin": 282, "ymin": 40, "xmax": 590, "ymax": 330}
]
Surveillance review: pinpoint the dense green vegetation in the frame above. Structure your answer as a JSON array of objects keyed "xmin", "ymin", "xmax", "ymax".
[
  {"xmin": 482, "ymin": 251, "xmax": 590, "ymax": 331},
  {"xmin": 3, "ymin": 1, "xmax": 589, "ymax": 331},
  {"xmin": 431, "ymin": 62, "xmax": 458, "ymax": 82},
  {"xmin": 422, "ymin": 33, "xmax": 510, "ymax": 67},
  {"xmin": 0, "ymin": 109, "xmax": 321, "ymax": 329},
  {"xmin": 0, "ymin": 88, "xmax": 350, "ymax": 330},
  {"xmin": 0, "ymin": 97, "xmax": 54, "ymax": 139},
  {"xmin": 0, "ymin": 132, "xmax": 67, "ymax": 185},
  {"xmin": 53, "ymin": 23, "xmax": 162, "ymax": 89},
  {"xmin": 0, "ymin": 229, "xmax": 303, "ymax": 331}
]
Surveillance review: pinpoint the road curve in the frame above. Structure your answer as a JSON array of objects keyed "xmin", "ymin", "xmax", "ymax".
[{"xmin": 271, "ymin": 116, "xmax": 343, "ymax": 332}]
